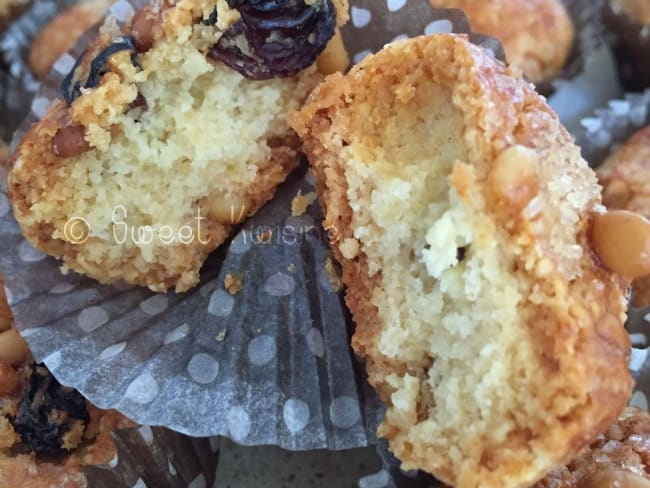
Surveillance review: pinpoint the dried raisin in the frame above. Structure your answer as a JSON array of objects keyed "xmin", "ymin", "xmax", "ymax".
[{"xmin": 208, "ymin": 0, "xmax": 336, "ymax": 80}]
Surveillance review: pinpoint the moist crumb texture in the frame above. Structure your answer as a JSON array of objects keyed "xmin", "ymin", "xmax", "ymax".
[
  {"xmin": 9, "ymin": 0, "xmax": 347, "ymax": 292},
  {"xmin": 291, "ymin": 34, "xmax": 632, "ymax": 488}
]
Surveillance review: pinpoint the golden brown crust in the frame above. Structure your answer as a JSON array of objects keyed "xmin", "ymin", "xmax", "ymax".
[
  {"xmin": 9, "ymin": 102, "xmax": 301, "ymax": 292},
  {"xmin": 429, "ymin": 0, "xmax": 574, "ymax": 84},
  {"xmin": 536, "ymin": 407, "xmax": 650, "ymax": 487},
  {"xmin": 597, "ymin": 126, "xmax": 650, "ymax": 306},
  {"xmin": 291, "ymin": 34, "xmax": 631, "ymax": 487},
  {"xmin": 28, "ymin": 0, "xmax": 113, "ymax": 80}
]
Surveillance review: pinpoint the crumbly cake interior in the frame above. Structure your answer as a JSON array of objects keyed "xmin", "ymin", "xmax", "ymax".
[
  {"xmin": 292, "ymin": 34, "xmax": 632, "ymax": 487},
  {"xmin": 11, "ymin": 0, "xmax": 334, "ymax": 291},
  {"xmin": 340, "ymin": 63, "xmax": 549, "ymax": 484},
  {"xmin": 20, "ymin": 30, "xmax": 316, "ymax": 286}
]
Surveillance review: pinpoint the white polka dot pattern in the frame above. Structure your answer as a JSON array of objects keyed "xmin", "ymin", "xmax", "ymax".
[
  {"xmin": 352, "ymin": 50, "xmax": 372, "ymax": 64},
  {"xmin": 305, "ymin": 328, "xmax": 325, "ymax": 358},
  {"xmin": 125, "ymin": 374, "xmax": 159, "ymax": 404},
  {"xmin": 330, "ymin": 396, "xmax": 362, "ymax": 429},
  {"xmin": 229, "ymin": 234, "xmax": 252, "ymax": 254},
  {"xmin": 107, "ymin": 453, "xmax": 119, "ymax": 468},
  {"xmin": 283, "ymin": 399, "xmax": 310, "ymax": 434},
  {"xmin": 631, "ymin": 391, "xmax": 648, "ymax": 411},
  {"xmin": 187, "ymin": 354, "xmax": 220, "ymax": 384},
  {"xmin": 351, "ymin": 6, "xmax": 372, "ymax": 28},
  {"xmin": 227, "ymin": 406, "xmax": 251, "ymax": 443},
  {"xmin": 30, "ymin": 96, "xmax": 50, "ymax": 119},
  {"xmin": 99, "ymin": 342, "xmax": 127, "ymax": 360},
  {"xmin": 49, "ymin": 282, "xmax": 76, "ymax": 294},
  {"xmin": 139, "ymin": 295, "xmax": 168, "ymax": 315},
  {"xmin": 164, "ymin": 323, "xmax": 190, "ymax": 345},
  {"xmin": 131, "ymin": 479, "xmax": 147, "ymax": 488},
  {"xmin": 18, "ymin": 241, "xmax": 46, "ymax": 262},
  {"xmin": 358, "ymin": 470, "xmax": 391, "ymax": 488},
  {"xmin": 386, "ymin": 0, "xmax": 407, "ymax": 12},
  {"xmin": 304, "ymin": 170, "xmax": 316, "ymax": 186},
  {"xmin": 424, "ymin": 19, "xmax": 453, "ymax": 35},
  {"xmin": 263, "ymin": 273, "xmax": 296, "ymax": 297},
  {"xmin": 0, "ymin": 194, "xmax": 9, "ymax": 218},
  {"xmin": 109, "ymin": 0, "xmax": 135, "ymax": 22},
  {"xmin": 207, "ymin": 290, "xmax": 234, "ymax": 317},
  {"xmin": 78, "ymin": 307, "xmax": 109, "ymax": 333},
  {"xmin": 52, "ymin": 53, "xmax": 76, "ymax": 75},
  {"xmin": 630, "ymin": 348, "xmax": 649, "ymax": 372},
  {"xmin": 247, "ymin": 335, "xmax": 276, "ymax": 366}
]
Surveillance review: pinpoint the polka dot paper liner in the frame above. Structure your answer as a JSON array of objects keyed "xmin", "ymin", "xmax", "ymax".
[{"xmin": 0, "ymin": 0, "xmax": 507, "ymax": 451}]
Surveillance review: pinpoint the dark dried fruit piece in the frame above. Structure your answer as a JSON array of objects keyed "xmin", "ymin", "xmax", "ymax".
[
  {"xmin": 52, "ymin": 125, "xmax": 91, "ymax": 158},
  {"xmin": 62, "ymin": 36, "xmax": 138, "ymax": 104},
  {"xmin": 208, "ymin": 0, "xmax": 336, "ymax": 80},
  {"xmin": 10, "ymin": 364, "xmax": 89, "ymax": 455},
  {"xmin": 130, "ymin": 7, "xmax": 160, "ymax": 53}
]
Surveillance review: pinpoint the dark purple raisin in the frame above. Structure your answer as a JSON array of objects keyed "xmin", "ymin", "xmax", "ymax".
[
  {"xmin": 207, "ymin": 0, "xmax": 336, "ymax": 80},
  {"xmin": 10, "ymin": 364, "xmax": 89, "ymax": 456},
  {"xmin": 62, "ymin": 36, "xmax": 139, "ymax": 104}
]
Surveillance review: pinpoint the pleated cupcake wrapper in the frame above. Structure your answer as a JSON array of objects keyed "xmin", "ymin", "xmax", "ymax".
[
  {"xmin": 0, "ymin": 1, "xmax": 624, "ymax": 487},
  {"xmin": 2, "ymin": 0, "xmax": 504, "ymax": 442},
  {"xmin": 0, "ymin": 0, "xmax": 80, "ymax": 142},
  {"xmin": 0, "ymin": 70, "xmax": 31, "ymax": 143},
  {"xmin": 83, "ymin": 426, "xmax": 218, "ymax": 487}
]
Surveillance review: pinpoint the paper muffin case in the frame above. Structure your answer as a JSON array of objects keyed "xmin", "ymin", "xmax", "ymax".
[
  {"xmin": 0, "ymin": 69, "xmax": 32, "ymax": 143},
  {"xmin": 83, "ymin": 426, "xmax": 218, "ymax": 487},
  {"xmin": 1, "ymin": 0, "xmax": 506, "ymax": 445}
]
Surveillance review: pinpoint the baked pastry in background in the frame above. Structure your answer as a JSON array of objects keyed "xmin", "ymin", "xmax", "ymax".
[
  {"xmin": 29, "ymin": 0, "xmax": 114, "ymax": 80},
  {"xmin": 597, "ymin": 126, "xmax": 650, "ymax": 307},
  {"xmin": 429, "ymin": 0, "xmax": 574, "ymax": 84},
  {"xmin": 0, "ymin": 0, "xmax": 29, "ymax": 31},
  {"xmin": 291, "ymin": 34, "xmax": 631, "ymax": 487},
  {"xmin": 609, "ymin": 0, "xmax": 650, "ymax": 23},
  {"xmin": 536, "ymin": 407, "xmax": 650, "ymax": 487},
  {"xmin": 604, "ymin": 0, "xmax": 650, "ymax": 91},
  {"xmin": 9, "ymin": 0, "xmax": 348, "ymax": 292},
  {"xmin": 0, "ymin": 274, "xmax": 135, "ymax": 486}
]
